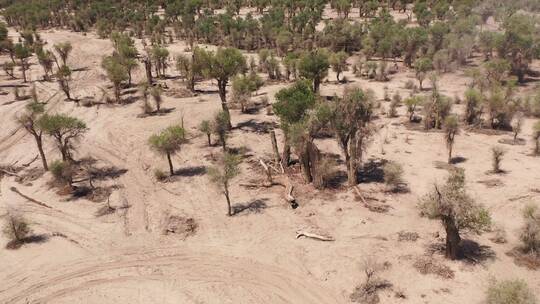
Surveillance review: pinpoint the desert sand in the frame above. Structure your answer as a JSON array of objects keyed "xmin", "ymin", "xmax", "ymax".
[{"xmin": 1, "ymin": 15, "xmax": 540, "ymax": 304}]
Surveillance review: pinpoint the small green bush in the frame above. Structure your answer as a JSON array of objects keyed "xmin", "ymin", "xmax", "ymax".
[{"xmin": 486, "ymin": 279, "xmax": 536, "ymax": 304}]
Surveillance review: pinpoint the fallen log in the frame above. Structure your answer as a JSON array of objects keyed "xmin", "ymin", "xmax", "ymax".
[
  {"xmin": 0, "ymin": 169, "xmax": 19, "ymax": 177},
  {"xmin": 296, "ymin": 231, "xmax": 335, "ymax": 241}
]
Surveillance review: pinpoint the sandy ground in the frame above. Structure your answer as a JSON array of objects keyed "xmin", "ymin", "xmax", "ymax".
[{"xmin": 0, "ymin": 24, "xmax": 539, "ymax": 304}]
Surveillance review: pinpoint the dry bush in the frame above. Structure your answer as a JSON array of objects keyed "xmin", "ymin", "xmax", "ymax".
[
  {"xmin": 520, "ymin": 203, "xmax": 540, "ymax": 254},
  {"xmin": 491, "ymin": 146, "xmax": 506, "ymax": 173},
  {"xmin": 350, "ymin": 259, "xmax": 392, "ymax": 304},
  {"xmin": 404, "ymin": 79, "xmax": 415, "ymax": 90},
  {"xmin": 314, "ymin": 157, "xmax": 338, "ymax": 189},
  {"xmin": 154, "ymin": 169, "xmax": 168, "ymax": 181},
  {"xmin": 49, "ymin": 160, "xmax": 74, "ymax": 187},
  {"xmin": 162, "ymin": 215, "xmax": 197, "ymax": 239},
  {"xmin": 2, "ymin": 213, "xmax": 31, "ymax": 249},
  {"xmin": 490, "ymin": 225, "xmax": 507, "ymax": 244},
  {"xmin": 485, "ymin": 279, "xmax": 537, "ymax": 304},
  {"xmin": 413, "ymin": 257, "xmax": 455, "ymax": 279},
  {"xmin": 383, "ymin": 161, "xmax": 405, "ymax": 192},
  {"xmin": 397, "ymin": 231, "xmax": 419, "ymax": 242}
]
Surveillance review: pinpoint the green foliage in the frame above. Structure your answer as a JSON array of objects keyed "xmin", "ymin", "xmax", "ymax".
[
  {"xmin": 53, "ymin": 42, "xmax": 72, "ymax": 66},
  {"xmin": 212, "ymin": 111, "xmax": 231, "ymax": 150},
  {"xmin": 148, "ymin": 125, "xmax": 187, "ymax": 156},
  {"xmin": 50, "ymin": 160, "xmax": 74, "ymax": 185},
  {"xmin": 102, "ymin": 55, "xmax": 128, "ymax": 103},
  {"xmin": 486, "ymin": 279, "xmax": 537, "ymax": 304},
  {"xmin": 298, "ymin": 49, "xmax": 329, "ymax": 92},
  {"xmin": 273, "ymin": 80, "xmax": 316, "ymax": 127},
  {"xmin": 404, "ymin": 95, "xmax": 424, "ymax": 122},
  {"xmin": 414, "ymin": 57, "xmax": 432, "ymax": 89},
  {"xmin": 464, "ymin": 88, "xmax": 483, "ymax": 125},
  {"xmin": 208, "ymin": 152, "xmax": 241, "ymax": 188},
  {"xmin": 419, "ymin": 168, "xmax": 491, "ymax": 233},
  {"xmin": 329, "ymin": 51, "xmax": 349, "ymax": 82},
  {"xmin": 38, "ymin": 114, "xmax": 87, "ymax": 161}
]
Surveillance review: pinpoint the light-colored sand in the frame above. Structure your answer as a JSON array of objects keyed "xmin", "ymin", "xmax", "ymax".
[{"xmin": 0, "ymin": 24, "xmax": 539, "ymax": 304}]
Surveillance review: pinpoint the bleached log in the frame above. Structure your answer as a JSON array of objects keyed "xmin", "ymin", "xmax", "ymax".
[{"xmin": 296, "ymin": 231, "xmax": 335, "ymax": 241}]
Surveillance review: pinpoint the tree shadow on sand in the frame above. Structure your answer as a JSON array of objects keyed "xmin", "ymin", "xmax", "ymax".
[{"xmin": 232, "ymin": 198, "xmax": 269, "ymax": 216}]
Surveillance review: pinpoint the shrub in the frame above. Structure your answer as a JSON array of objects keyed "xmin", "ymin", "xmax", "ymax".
[
  {"xmin": 485, "ymin": 279, "xmax": 536, "ymax": 304},
  {"xmin": 2, "ymin": 213, "xmax": 31, "ymax": 248},
  {"xmin": 520, "ymin": 203, "xmax": 540, "ymax": 254},
  {"xmin": 491, "ymin": 146, "xmax": 506, "ymax": 173},
  {"xmin": 383, "ymin": 161, "xmax": 404, "ymax": 192},
  {"xmin": 154, "ymin": 169, "xmax": 168, "ymax": 181},
  {"xmin": 404, "ymin": 80, "xmax": 415, "ymax": 90},
  {"xmin": 50, "ymin": 160, "xmax": 74, "ymax": 186}
]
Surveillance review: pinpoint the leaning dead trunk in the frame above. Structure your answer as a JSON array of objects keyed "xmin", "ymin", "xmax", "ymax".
[
  {"xmin": 166, "ymin": 152, "xmax": 174, "ymax": 176},
  {"xmin": 347, "ymin": 138, "xmax": 358, "ymax": 187},
  {"xmin": 224, "ymin": 184, "xmax": 232, "ymax": 216},
  {"xmin": 270, "ymin": 130, "xmax": 281, "ymax": 164},
  {"xmin": 34, "ymin": 134, "xmax": 48, "ymax": 171}
]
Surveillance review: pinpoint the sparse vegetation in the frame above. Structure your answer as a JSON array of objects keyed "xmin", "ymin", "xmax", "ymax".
[
  {"xmin": 208, "ymin": 152, "xmax": 241, "ymax": 216},
  {"xmin": 419, "ymin": 169, "xmax": 491, "ymax": 260},
  {"xmin": 485, "ymin": 279, "xmax": 537, "ymax": 304}
]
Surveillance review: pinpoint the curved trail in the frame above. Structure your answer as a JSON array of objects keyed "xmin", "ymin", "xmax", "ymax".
[{"xmin": 1, "ymin": 246, "xmax": 339, "ymax": 304}]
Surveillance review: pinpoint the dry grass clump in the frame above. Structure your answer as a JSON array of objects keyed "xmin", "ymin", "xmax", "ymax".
[
  {"xmin": 2, "ymin": 213, "xmax": 31, "ymax": 249},
  {"xmin": 350, "ymin": 259, "xmax": 392, "ymax": 304},
  {"xmin": 397, "ymin": 231, "xmax": 419, "ymax": 242},
  {"xmin": 508, "ymin": 203, "xmax": 540, "ymax": 269},
  {"xmin": 383, "ymin": 161, "xmax": 406, "ymax": 192},
  {"xmin": 162, "ymin": 215, "xmax": 198, "ymax": 239},
  {"xmin": 491, "ymin": 146, "xmax": 506, "ymax": 173},
  {"xmin": 485, "ymin": 279, "xmax": 537, "ymax": 304},
  {"xmin": 413, "ymin": 257, "xmax": 455, "ymax": 279}
]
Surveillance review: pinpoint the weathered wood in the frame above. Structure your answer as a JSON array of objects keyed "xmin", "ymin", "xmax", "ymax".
[
  {"xmin": 270, "ymin": 130, "xmax": 281, "ymax": 164},
  {"xmin": 296, "ymin": 231, "xmax": 335, "ymax": 241}
]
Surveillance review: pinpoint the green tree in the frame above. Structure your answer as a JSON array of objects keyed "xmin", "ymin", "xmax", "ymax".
[
  {"xmin": 17, "ymin": 102, "xmax": 48, "ymax": 170},
  {"xmin": 208, "ymin": 152, "xmax": 242, "ymax": 216},
  {"xmin": 419, "ymin": 168, "xmax": 491, "ymax": 260},
  {"xmin": 298, "ymin": 50, "xmax": 329, "ymax": 93},
  {"xmin": 198, "ymin": 120, "xmax": 212, "ymax": 146},
  {"xmin": 212, "ymin": 111, "xmax": 231, "ymax": 151},
  {"xmin": 148, "ymin": 125, "xmax": 187, "ymax": 176},
  {"xmin": 414, "ymin": 57, "xmax": 432, "ymax": 90},
  {"xmin": 36, "ymin": 48, "xmax": 54, "ymax": 81},
  {"xmin": 273, "ymin": 81, "xmax": 317, "ymax": 167},
  {"xmin": 53, "ymin": 42, "xmax": 72, "ymax": 66},
  {"xmin": 444, "ymin": 115, "xmax": 459, "ymax": 164},
  {"xmin": 202, "ymin": 47, "xmax": 247, "ymax": 129},
  {"xmin": 38, "ymin": 114, "xmax": 87, "ymax": 162},
  {"xmin": 102, "ymin": 55, "xmax": 128, "ymax": 103},
  {"xmin": 14, "ymin": 43, "xmax": 31, "ymax": 82},
  {"xmin": 151, "ymin": 45, "xmax": 169, "ymax": 78},
  {"xmin": 329, "ymin": 86, "xmax": 374, "ymax": 186},
  {"xmin": 329, "ymin": 51, "xmax": 349, "ymax": 82},
  {"xmin": 56, "ymin": 65, "xmax": 73, "ymax": 100}
]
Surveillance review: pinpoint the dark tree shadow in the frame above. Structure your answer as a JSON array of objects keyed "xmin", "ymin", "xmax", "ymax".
[
  {"xmin": 232, "ymin": 198, "xmax": 269, "ymax": 215},
  {"xmin": 325, "ymin": 170, "xmax": 348, "ymax": 189},
  {"xmin": 5, "ymin": 234, "xmax": 49, "ymax": 249},
  {"xmin": 235, "ymin": 119, "xmax": 278, "ymax": 134},
  {"xmin": 358, "ymin": 159, "xmax": 388, "ymax": 183},
  {"xmin": 461, "ymin": 239, "xmax": 496, "ymax": 264},
  {"xmin": 174, "ymin": 165, "xmax": 207, "ymax": 177},
  {"xmin": 89, "ymin": 166, "xmax": 128, "ymax": 180},
  {"xmin": 449, "ymin": 156, "xmax": 467, "ymax": 164}
]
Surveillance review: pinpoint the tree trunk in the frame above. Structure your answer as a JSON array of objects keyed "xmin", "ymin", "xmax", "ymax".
[
  {"xmin": 281, "ymin": 138, "xmax": 291, "ymax": 168},
  {"xmin": 34, "ymin": 134, "xmax": 48, "ymax": 171},
  {"xmin": 443, "ymin": 216, "xmax": 462, "ymax": 260},
  {"xmin": 220, "ymin": 134, "xmax": 227, "ymax": 151},
  {"xmin": 21, "ymin": 62, "xmax": 27, "ymax": 82},
  {"xmin": 218, "ymin": 80, "xmax": 232, "ymax": 130},
  {"xmin": 270, "ymin": 130, "xmax": 281, "ymax": 164},
  {"xmin": 345, "ymin": 138, "xmax": 358, "ymax": 187},
  {"xmin": 313, "ymin": 77, "xmax": 320, "ymax": 93},
  {"xmin": 448, "ymin": 144, "xmax": 453, "ymax": 164},
  {"xmin": 145, "ymin": 59, "xmax": 153, "ymax": 84},
  {"xmin": 166, "ymin": 152, "xmax": 174, "ymax": 176},
  {"xmin": 224, "ymin": 185, "xmax": 232, "ymax": 216},
  {"xmin": 206, "ymin": 133, "xmax": 211, "ymax": 146}
]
